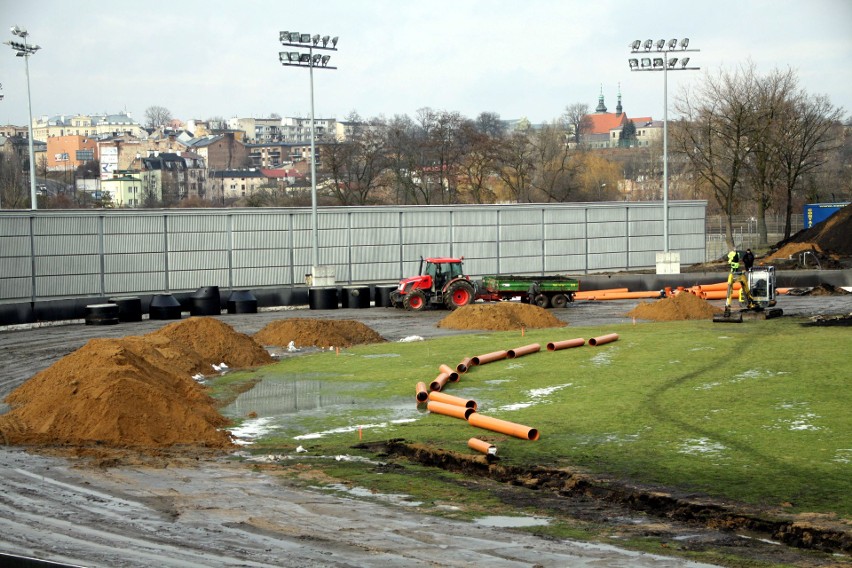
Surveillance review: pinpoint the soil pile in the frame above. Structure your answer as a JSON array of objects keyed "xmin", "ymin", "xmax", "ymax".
[
  {"xmin": 805, "ymin": 283, "xmax": 851, "ymax": 296},
  {"xmin": 253, "ymin": 318, "xmax": 385, "ymax": 348},
  {"xmin": 766, "ymin": 203, "xmax": 852, "ymax": 262},
  {"xmin": 0, "ymin": 317, "xmax": 274, "ymax": 450},
  {"xmin": 437, "ymin": 302, "xmax": 566, "ymax": 331},
  {"xmin": 627, "ymin": 292, "xmax": 723, "ymax": 321}
]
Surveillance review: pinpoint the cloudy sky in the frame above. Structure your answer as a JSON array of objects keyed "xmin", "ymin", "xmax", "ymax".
[{"xmin": 2, "ymin": 0, "xmax": 850, "ymax": 127}]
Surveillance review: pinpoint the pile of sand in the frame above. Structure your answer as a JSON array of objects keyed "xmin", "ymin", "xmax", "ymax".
[
  {"xmin": 766, "ymin": 204, "xmax": 852, "ymax": 262},
  {"xmin": 0, "ymin": 317, "xmax": 273, "ymax": 450},
  {"xmin": 254, "ymin": 318, "xmax": 385, "ymax": 348},
  {"xmin": 627, "ymin": 292, "xmax": 723, "ymax": 322},
  {"xmin": 437, "ymin": 302, "xmax": 566, "ymax": 331}
]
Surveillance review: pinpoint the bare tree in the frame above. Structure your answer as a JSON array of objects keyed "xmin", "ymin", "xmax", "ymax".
[
  {"xmin": 562, "ymin": 102, "xmax": 591, "ymax": 145},
  {"xmin": 144, "ymin": 106, "xmax": 173, "ymax": 130},
  {"xmin": 529, "ymin": 121, "xmax": 581, "ymax": 202},
  {"xmin": 321, "ymin": 114, "xmax": 387, "ymax": 205}
]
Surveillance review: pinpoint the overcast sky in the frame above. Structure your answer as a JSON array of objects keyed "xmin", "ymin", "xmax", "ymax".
[{"xmin": 2, "ymin": 0, "xmax": 850, "ymax": 128}]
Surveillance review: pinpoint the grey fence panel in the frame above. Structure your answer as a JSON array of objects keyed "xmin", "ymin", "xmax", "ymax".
[{"xmin": 0, "ymin": 201, "xmax": 707, "ymax": 305}]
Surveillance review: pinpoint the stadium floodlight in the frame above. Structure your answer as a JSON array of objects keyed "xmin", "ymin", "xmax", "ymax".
[
  {"xmin": 331, "ymin": 36, "xmax": 338, "ymax": 47},
  {"xmin": 322, "ymin": 35, "xmax": 330, "ymax": 47},
  {"xmin": 5, "ymin": 25, "xmax": 40, "ymax": 209},
  {"xmin": 626, "ymin": 37, "xmax": 700, "ymax": 253},
  {"xmin": 321, "ymin": 55, "xmax": 331, "ymax": 66},
  {"xmin": 312, "ymin": 34, "xmax": 320, "ymax": 45}
]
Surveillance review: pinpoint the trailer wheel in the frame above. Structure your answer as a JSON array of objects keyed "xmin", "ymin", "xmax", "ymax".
[
  {"xmin": 444, "ymin": 281, "xmax": 474, "ymax": 310},
  {"xmin": 533, "ymin": 293, "xmax": 550, "ymax": 308},
  {"xmin": 551, "ymin": 294, "xmax": 569, "ymax": 309},
  {"xmin": 403, "ymin": 289, "xmax": 428, "ymax": 311}
]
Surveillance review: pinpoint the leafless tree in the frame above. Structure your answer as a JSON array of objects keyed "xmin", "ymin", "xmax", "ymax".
[
  {"xmin": 562, "ymin": 102, "xmax": 591, "ymax": 145},
  {"xmin": 144, "ymin": 105, "xmax": 173, "ymax": 130}
]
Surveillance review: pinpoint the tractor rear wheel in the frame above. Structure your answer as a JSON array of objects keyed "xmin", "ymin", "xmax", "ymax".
[
  {"xmin": 444, "ymin": 281, "xmax": 474, "ymax": 310},
  {"xmin": 551, "ymin": 294, "xmax": 569, "ymax": 309},
  {"xmin": 403, "ymin": 289, "xmax": 428, "ymax": 311},
  {"xmin": 533, "ymin": 293, "xmax": 550, "ymax": 308}
]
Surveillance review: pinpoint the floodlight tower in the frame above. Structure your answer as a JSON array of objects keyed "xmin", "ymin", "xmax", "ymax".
[
  {"xmin": 5, "ymin": 25, "xmax": 41, "ymax": 210},
  {"xmin": 628, "ymin": 38, "xmax": 699, "ymax": 253},
  {"xmin": 279, "ymin": 31, "xmax": 338, "ymax": 281}
]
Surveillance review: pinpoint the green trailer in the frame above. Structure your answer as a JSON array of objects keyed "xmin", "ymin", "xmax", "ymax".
[{"xmin": 477, "ymin": 274, "xmax": 580, "ymax": 308}]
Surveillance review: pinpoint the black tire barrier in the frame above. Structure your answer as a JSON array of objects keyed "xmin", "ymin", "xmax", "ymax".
[
  {"xmin": 190, "ymin": 286, "xmax": 221, "ymax": 316},
  {"xmin": 341, "ymin": 285, "xmax": 371, "ymax": 309},
  {"xmin": 109, "ymin": 296, "xmax": 143, "ymax": 322},
  {"xmin": 149, "ymin": 294, "xmax": 182, "ymax": 320},
  {"xmin": 85, "ymin": 303, "xmax": 120, "ymax": 326},
  {"xmin": 227, "ymin": 290, "xmax": 258, "ymax": 314},
  {"xmin": 374, "ymin": 284, "xmax": 398, "ymax": 308},
  {"xmin": 309, "ymin": 286, "xmax": 338, "ymax": 310}
]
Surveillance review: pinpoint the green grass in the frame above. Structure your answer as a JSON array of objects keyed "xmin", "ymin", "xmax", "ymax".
[{"xmin": 211, "ymin": 318, "xmax": 852, "ymax": 518}]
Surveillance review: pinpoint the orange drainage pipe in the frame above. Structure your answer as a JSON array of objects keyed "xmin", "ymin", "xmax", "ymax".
[
  {"xmin": 456, "ymin": 357, "xmax": 473, "ymax": 373},
  {"xmin": 468, "ymin": 437, "xmax": 497, "ymax": 455},
  {"xmin": 468, "ymin": 413, "xmax": 539, "ymax": 441},
  {"xmin": 415, "ymin": 381, "xmax": 429, "ymax": 402},
  {"xmin": 429, "ymin": 391, "xmax": 477, "ymax": 411},
  {"xmin": 594, "ymin": 291, "xmax": 663, "ymax": 300},
  {"xmin": 506, "ymin": 343, "xmax": 541, "ymax": 359},
  {"xmin": 701, "ymin": 290, "xmax": 729, "ymax": 300},
  {"xmin": 430, "ymin": 372, "xmax": 451, "ymax": 392},
  {"xmin": 574, "ymin": 288, "xmax": 628, "ymax": 299},
  {"xmin": 427, "ymin": 400, "xmax": 475, "ymax": 420},
  {"xmin": 439, "ymin": 363, "xmax": 460, "ymax": 382},
  {"xmin": 546, "ymin": 337, "xmax": 585, "ymax": 351},
  {"xmin": 776, "ymin": 287, "xmax": 790, "ymax": 295},
  {"xmin": 698, "ymin": 281, "xmax": 740, "ymax": 292},
  {"xmin": 471, "ymin": 350, "xmax": 508, "ymax": 366},
  {"xmin": 588, "ymin": 333, "xmax": 619, "ymax": 346}
]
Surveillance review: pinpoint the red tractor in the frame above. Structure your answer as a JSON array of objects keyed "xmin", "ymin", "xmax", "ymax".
[{"xmin": 390, "ymin": 257, "xmax": 475, "ymax": 311}]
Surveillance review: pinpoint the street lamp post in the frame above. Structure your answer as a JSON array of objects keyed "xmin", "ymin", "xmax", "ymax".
[
  {"xmin": 5, "ymin": 25, "xmax": 41, "ymax": 210},
  {"xmin": 628, "ymin": 38, "xmax": 699, "ymax": 253},
  {"xmin": 279, "ymin": 31, "xmax": 338, "ymax": 282}
]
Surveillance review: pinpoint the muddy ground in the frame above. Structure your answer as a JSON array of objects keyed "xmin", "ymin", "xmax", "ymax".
[{"xmin": 1, "ymin": 295, "xmax": 851, "ymax": 567}]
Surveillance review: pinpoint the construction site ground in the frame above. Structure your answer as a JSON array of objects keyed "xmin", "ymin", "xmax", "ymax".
[{"xmin": 1, "ymin": 293, "xmax": 851, "ymax": 568}]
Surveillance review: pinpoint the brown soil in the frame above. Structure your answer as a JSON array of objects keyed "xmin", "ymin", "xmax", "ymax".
[
  {"xmin": 765, "ymin": 203, "xmax": 852, "ymax": 263},
  {"xmin": 806, "ymin": 283, "xmax": 851, "ymax": 296},
  {"xmin": 253, "ymin": 318, "xmax": 386, "ymax": 348},
  {"xmin": 437, "ymin": 302, "xmax": 567, "ymax": 331},
  {"xmin": 0, "ymin": 317, "xmax": 274, "ymax": 450},
  {"xmin": 626, "ymin": 292, "xmax": 723, "ymax": 321}
]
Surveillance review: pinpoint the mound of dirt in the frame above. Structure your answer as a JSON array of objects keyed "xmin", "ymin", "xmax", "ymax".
[
  {"xmin": 627, "ymin": 292, "xmax": 723, "ymax": 321},
  {"xmin": 437, "ymin": 302, "xmax": 566, "ymax": 331},
  {"xmin": 253, "ymin": 318, "xmax": 385, "ymax": 348},
  {"xmin": 0, "ymin": 317, "xmax": 275, "ymax": 450},
  {"xmin": 766, "ymin": 203, "xmax": 852, "ymax": 262}
]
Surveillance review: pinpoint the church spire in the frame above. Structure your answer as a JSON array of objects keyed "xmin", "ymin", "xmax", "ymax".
[
  {"xmin": 595, "ymin": 84, "xmax": 607, "ymax": 113},
  {"xmin": 616, "ymin": 83, "xmax": 623, "ymax": 116}
]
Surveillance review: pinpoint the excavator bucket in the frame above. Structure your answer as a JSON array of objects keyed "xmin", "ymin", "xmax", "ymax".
[{"xmin": 713, "ymin": 308, "xmax": 743, "ymax": 323}]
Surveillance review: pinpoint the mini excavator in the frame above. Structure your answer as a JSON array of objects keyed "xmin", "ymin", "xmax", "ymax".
[{"xmin": 713, "ymin": 251, "xmax": 783, "ymax": 323}]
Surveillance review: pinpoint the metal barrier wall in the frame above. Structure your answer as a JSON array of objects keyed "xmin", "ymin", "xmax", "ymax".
[{"xmin": 0, "ymin": 201, "xmax": 706, "ymax": 305}]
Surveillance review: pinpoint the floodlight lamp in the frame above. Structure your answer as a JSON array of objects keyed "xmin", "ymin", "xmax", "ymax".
[
  {"xmin": 643, "ymin": 39, "xmax": 653, "ymax": 51},
  {"xmin": 680, "ymin": 37, "xmax": 689, "ymax": 49},
  {"xmin": 289, "ymin": 51, "xmax": 300, "ymax": 62},
  {"xmin": 289, "ymin": 32, "xmax": 300, "ymax": 42},
  {"xmin": 641, "ymin": 58, "xmax": 651, "ymax": 68},
  {"xmin": 629, "ymin": 58, "xmax": 639, "ymax": 69},
  {"xmin": 299, "ymin": 53, "xmax": 311, "ymax": 63},
  {"xmin": 300, "ymin": 33, "xmax": 311, "ymax": 43},
  {"xmin": 312, "ymin": 34, "xmax": 320, "ymax": 45},
  {"xmin": 668, "ymin": 57, "xmax": 678, "ymax": 67},
  {"xmin": 280, "ymin": 31, "xmax": 289, "ymax": 43},
  {"xmin": 681, "ymin": 57, "xmax": 690, "ymax": 67},
  {"xmin": 653, "ymin": 57, "xmax": 664, "ymax": 68},
  {"xmin": 312, "ymin": 53, "xmax": 322, "ymax": 64},
  {"xmin": 630, "ymin": 40, "xmax": 641, "ymax": 51},
  {"xmin": 656, "ymin": 39, "xmax": 665, "ymax": 51},
  {"xmin": 11, "ymin": 25, "xmax": 26, "ymax": 37},
  {"xmin": 321, "ymin": 54, "xmax": 331, "ymax": 66},
  {"xmin": 668, "ymin": 38, "xmax": 678, "ymax": 49},
  {"xmin": 331, "ymin": 36, "xmax": 338, "ymax": 47},
  {"xmin": 322, "ymin": 35, "xmax": 330, "ymax": 47},
  {"xmin": 279, "ymin": 51, "xmax": 287, "ymax": 62}
]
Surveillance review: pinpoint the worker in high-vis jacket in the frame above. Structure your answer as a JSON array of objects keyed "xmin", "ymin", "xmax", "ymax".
[{"xmin": 725, "ymin": 250, "xmax": 755, "ymax": 310}]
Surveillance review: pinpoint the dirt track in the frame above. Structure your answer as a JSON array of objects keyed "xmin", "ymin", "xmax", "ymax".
[{"xmin": 1, "ymin": 296, "xmax": 850, "ymax": 567}]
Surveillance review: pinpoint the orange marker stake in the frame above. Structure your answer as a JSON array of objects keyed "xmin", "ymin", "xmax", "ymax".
[{"xmin": 358, "ymin": 426, "xmax": 362, "ymax": 440}]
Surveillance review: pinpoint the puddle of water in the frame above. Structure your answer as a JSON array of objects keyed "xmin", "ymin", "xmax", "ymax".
[
  {"xmin": 320, "ymin": 483, "xmax": 423, "ymax": 507},
  {"xmin": 294, "ymin": 418, "xmax": 417, "ymax": 440},
  {"xmin": 473, "ymin": 515, "xmax": 550, "ymax": 528}
]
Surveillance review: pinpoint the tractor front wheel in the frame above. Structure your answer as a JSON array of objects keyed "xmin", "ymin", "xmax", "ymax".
[
  {"xmin": 403, "ymin": 289, "xmax": 428, "ymax": 311},
  {"xmin": 444, "ymin": 281, "xmax": 474, "ymax": 310}
]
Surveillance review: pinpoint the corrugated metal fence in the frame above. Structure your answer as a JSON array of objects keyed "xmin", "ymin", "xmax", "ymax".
[{"xmin": 0, "ymin": 201, "xmax": 706, "ymax": 304}]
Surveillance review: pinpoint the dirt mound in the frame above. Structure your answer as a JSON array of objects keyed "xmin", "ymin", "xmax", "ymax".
[
  {"xmin": 437, "ymin": 302, "xmax": 566, "ymax": 331},
  {"xmin": 253, "ymin": 318, "xmax": 385, "ymax": 348},
  {"xmin": 0, "ymin": 317, "xmax": 275, "ymax": 450},
  {"xmin": 766, "ymin": 204, "xmax": 852, "ymax": 261},
  {"xmin": 627, "ymin": 292, "xmax": 723, "ymax": 321}
]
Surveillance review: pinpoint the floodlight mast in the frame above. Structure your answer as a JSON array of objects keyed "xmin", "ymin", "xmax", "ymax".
[
  {"xmin": 5, "ymin": 25, "xmax": 41, "ymax": 210},
  {"xmin": 279, "ymin": 30, "xmax": 338, "ymax": 278},
  {"xmin": 627, "ymin": 38, "xmax": 699, "ymax": 253}
]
